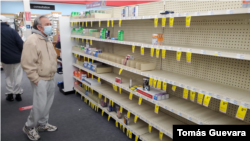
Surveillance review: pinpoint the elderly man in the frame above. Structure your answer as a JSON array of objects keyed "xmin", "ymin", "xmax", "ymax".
[
  {"xmin": 1, "ymin": 15, "xmax": 23, "ymax": 101},
  {"xmin": 21, "ymin": 15, "xmax": 57, "ymax": 141}
]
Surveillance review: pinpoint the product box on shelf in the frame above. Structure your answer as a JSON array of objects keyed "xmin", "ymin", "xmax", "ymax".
[
  {"xmin": 100, "ymin": 98, "xmax": 107, "ymax": 107},
  {"xmin": 124, "ymin": 115, "xmax": 130, "ymax": 125},
  {"xmin": 136, "ymin": 87, "xmax": 168, "ymax": 100},
  {"xmin": 90, "ymin": 62, "xmax": 103, "ymax": 71},
  {"xmin": 115, "ymin": 77, "xmax": 122, "ymax": 84}
]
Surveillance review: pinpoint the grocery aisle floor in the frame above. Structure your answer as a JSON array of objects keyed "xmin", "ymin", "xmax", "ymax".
[{"xmin": 1, "ymin": 71, "xmax": 131, "ymax": 141}]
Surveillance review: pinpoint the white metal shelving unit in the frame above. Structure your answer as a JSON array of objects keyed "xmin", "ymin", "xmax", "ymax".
[{"xmin": 60, "ymin": 1, "xmax": 250, "ymax": 140}]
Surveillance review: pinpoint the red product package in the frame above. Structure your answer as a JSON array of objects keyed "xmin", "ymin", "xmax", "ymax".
[{"xmin": 115, "ymin": 77, "xmax": 122, "ymax": 84}]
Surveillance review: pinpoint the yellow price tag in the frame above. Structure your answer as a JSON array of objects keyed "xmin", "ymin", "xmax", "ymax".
[
  {"xmin": 157, "ymin": 80, "xmax": 162, "ymax": 89},
  {"xmin": 82, "ymin": 38, "xmax": 84, "ymax": 42},
  {"xmin": 91, "ymin": 21, "xmax": 93, "ymax": 27},
  {"xmin": 183, "ymin": 88, "xmax": 189, "ymax": 99},
  {"xmin": 129, "ymin": 92, "xmax": 133, "ymax": 100},
  {"xmin": 114, "ymin": 85, "xmax": 117, "ymax": 91},
  {"xmin": 236, "ymin": 106, "xmax": 247, "ymax": 120},
  {"xmin": 162, "ymin": 17, "xmax": 166, "ymax": 27},
  {"xmin": 119, "ymin": 19, "xmax": 122, "ymax": 27},
  {"xmin": 159, "ymin": 131, "xmax": 163, "ymax": 140},
  {"xmin": 81, "ymin": 95, "xmax": 83, "ymax": 100},
  {"xmin": 119, "ymin": 123, "xmax": 122, "ymax": 129},
  {"xmin": 107, "ymin": 20, "xmax": 109, "ymax": 27},
  {"xmin": 119, "ymin": 68, "xmax": 123, "ymax": 75},
  {"xmin": 154, "ymin": 18, "xmax": 158, "ymax": 27},
  {"xmin": 90, "ymin": 40, "xmax": 92, "ymax": 45},
  {"xmin": 98, "ymin": 77, "xmax": 101, "ymax": 82},
  {"xmin": 219, "ymin": 100, "xmax": 228, "ymax": 113},
  {"xmin": 77, "ymin": 59, "xmax": 78, "ymax": 64},
  {"xmin": 112, "ymin": 101, "xmax": 114, "ymax": 107},
  {"xmin": 155, "ymin": 104, "xmax": 159, "ymax": 114},
  {"xmin": 92, "ymin": 75, "xmax": 93, "ymax": 79},
  {"xmin": 197, "ymin": 93, "xmax": 204, "ymax": 105},
  {"xmin": 127, "ymin": 111, "xmax": 130, "ymax": 118},
  {"xmin": 92, "ymin": 59, "xmax": 94, "ymax": 63},
  {"xmin": 156, "ymin": 48, "xmax": 160, "ymax": 58},
  {"xmin": 71, "ymin": 22, "xmax": 73, "ymax": 26},
  {"xmin": 149, "ymin": 78, "xmax": 153, "ymax": 86},
  {"xmin": 176, "ymin": 51, "xmax": 182, "ymax": 61},
  {"xmin": 75, "ymin": 90, "xmax": 77, "ymax": 94},
  {"xmin": 162, "ymin": 49, "xmax": 166, "ymax": 59},
  {"xmin": 123, "ymin": 126, "xmax": 125, "ymax": 133},
  {"xmin": 163, "ymin": 82, "xmax": 167, "ymax": 91},
  {"xmin": 186, "ymin": 16, "xmax": 191, "ymax": 27},
  {"xmin": 108, "ymin": 115, "xmax": 110, "ymax": 121},
  {"xmin": 97, "ymin": 106, "xmax": 99, "ymax": 112},
  {"xmin": 148, "ymin": 124, "xmax": 152, "ymax": 133},
  {"xmin": 150, "ymin": 48, "xmax": 154, "ymax": 57},
  {"xmin": 172, "ymin": 85, "xmax": 176, "ymax": 91},
  {"xmin": 111, "ymin": 20, "xmax": 114, "ymax": 27},
  {"xmin": 186, "ymin": 52, "xmax": 192, "ymax": 63},
  {"xmin": 203, "ymin": 95, "xmax": 211, "ymax": 107},
  {"xmin": 141, "ymin": 46, "xmax": 144, "ymax": 55},
  {"xmin": 88, "ymin": 58, "xmax": 89, "ymax": 62},
  {"xmin": 169, "ymin": 17, "xmax": 174, "ymax": 27},
  {"xmin": 190, "ymin": 91, "xmax": 195, "ymax": 102},
  {"xmin": 135, "ymin": 136, "xmax": 138, "ymax": 141},
  {"xmin": 98, "ymin": 93, "xmax": 102, "ymax": 98},
  {"xmin": 132, "ymin": 45, "xmax": 135, "ymax": 53},
  {"xmin": 119, "ymin": 87, "xmax": 121, "ymax": 94},
  {"xmin": 99, "ymin": 20, "xmax": 101, "ymax": 27},
  {"xmin": 138, "ymin": 97, "xmax": 142, "ymax": 105},
  {"xmin": 126, "ymin": 129, "xmax": 129, "ymax": 136},
  {"xmin": 104, "ymin": 97, "xmax": 107, "ymax": 103},
  {"xmin": 120, "ymin": 106, "xmax": 123, "ymax": 113},
  {"xmin": 129, "ymin": 131, "xmax": 132, "ymax": 139},
  {"xmin": 134, "ymin": 115, "xmax": 138, "ymax": 123},
  {"xmin": 153, "ymin": 79, "xmax": 157, "ymax": 88},
  {"xmin": 86, "ymin": 21, "xmax": 87, "ymax": 27},
  {"xmin": 116, "ymin": 121, "xmax": 118, "ymax": 127},
  {"xmin": 109, "ymin": 99, "xmax": 111, "ymax": 105}
]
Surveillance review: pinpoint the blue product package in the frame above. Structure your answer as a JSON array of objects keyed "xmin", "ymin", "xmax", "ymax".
[{"xmin": 86, "ymin": 91, "xmax": 89, "ymax": 96}]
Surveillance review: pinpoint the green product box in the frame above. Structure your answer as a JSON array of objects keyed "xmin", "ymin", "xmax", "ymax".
[
  {"xmin": 118, "ymin": 30, "xmax": 124, "ymax": 41},
  {"xmin": 102, "ymin": 28, "xmax": 107, "ymax": 39}
]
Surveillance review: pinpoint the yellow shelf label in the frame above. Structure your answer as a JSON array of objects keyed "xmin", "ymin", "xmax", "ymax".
[
  {"xmin": 236, "ymin": 106, "xmax": 247, "ymax": 120},
  {"xmin": 148, "ymin": 124, "xmax": 152, "ymax": 133},
  {"xmin": 162, "ymin": 49, "xmax": 166, "ymax": 59},
  {"xmin": 203, "ymin": 95, "xmax": 211, "ymax": 107},
  {"xmin": 162, "ymin": 17, "xmax": 166, "ymax": 27},
  {"xmin": 119, "ymin": 87, "xmax": 122, "ymax": 94},
  {"xmin": 91, "ymin": 88, "xmax": 93, "ymax": 94},
  {"xmin": 97, "ymin": 106, "xmax": 99, "ymax": 112},
  {"xmin": 163, "ymin": 82, "xmax": 167, "ymax": 91},
  {"xmin": 172, "ymin": 85, "xmax": 176, "ymax": 91},
  {"xmin": 197, "ymin": 93, "xmax": 204, "ymax": 105},
  {"xmin": 123, "ymin": 126, "xmax": 125, "ymax": 133},
  {"xmin": 92, "ymin": 75, "xmax": 93, "ymax": 79},
  {"xmin": 88, "ymin": 57, "xmax": 89, "ymax": 62},
  {"xmin": 120, "ymin": 106, "xmax": 123, "ymax": 113},
  {"xmin": 108, "ymin": 115, "xmax": 110, "ymax": 121},
  {"xmin": 135, "ymin": 136, "xmax": 138, "ymax": 141},
  {"xmin": 176, "ymin": 51, "xmax": 182, "ymax": 61},
  {"xmin": 169, "ymin": 17, "xmax": 174, "ymax": 27},
  {"xmin": 150, "ymin": 48, "xmax": 154, "ymax": 57},
  {"xmin": 114, "ymin": 85, "xmax": 117, "ymax": 91},
  {"xmin": 129, "ymin": 131, "xmax": 132, "ymax": 139},
  {"xmin": 183, "ymin": 88, "xmax": 189, "ymax": 99},
  {"xmin": 119, "ymin": 123, "xmax": 122, "ymax": 129},
  {"xmin": 104, "ymin": 97, "xmax": 107, "ymax": 103},
  {"xmin": 132, "ymin": 45, "xmax": 135, "ymax": 53},
  {"xmin": 138, "ymin": 97, "xmax": 142, "ymax": 105},
  {"xmin": 91, "ymin": 21, "xmax": 93, "ymax": 27},
  {"xmin": 126, "ymin": 129, "xmax": 129, "ymax": 136},
  {"xmin": 116, "ymin": 121, "xmax": 118, "ymax": 127},
  {"xmin": 159, "ymin": 131, "xmax": 163, "ymax": 140},
  {"xmin": 154, "ymin": 18, "xmax": 158, "ymax": 27},
  {"xmin": 141, "ymin": 46, "xmax": 144, "ymax": 55},
  {"xmin": 129, "ymin": 92, "xmax": 133, "ymax": 100},
  {"xmin": 153, "ymin": 79, "xmax": 157, "ymax": 88},
  {"xmin": 86, "ymin": 21, "xmax": 87, "ymax": 27},
  {"xmin": 81, "ymin": 95, "xmax": 83, "ymax": 100},
  {"xmin": 90, "ymin": 40, "xmax": 92, "ymax": 45},
  {"xmin": 157, "ymin": 80, "xmax": 162, "ymax": 89},
  {"xmin": 111, "ymin": 20, "xmax": 114, "ymax": 27},
  {"xmin": 149, "ymin": 77, "xmax": 153, "ymax": 86},
  {"xmin": 156, "ymin": 48, "xmax": 160, "ymax": 58},
  {"xmin": 155, "ymin": 104, "xmax": 159, "ymax": 114},
  {"xmin": 119, "ymin": 68, "xmax": 123, "ymax": 75},
  {"xmin": 134, "ymin": 115, "xmax": 138, "ymax": 123},
  {"xmin": 99, "ymin": 20, "xmax": 101, "ymax": 27},
  {"xmin": 119, "ymin": 19, "xmax": 122, "ymax": 27},
  {"xmin": 190, "ymin": 91, "xmax": 195, "ymax": 102},
  {"xmin": 127, "ymin": 111, "xmax": 130, "ymax": 118},
  {"xmin": 186, "ymin": 52, "xmax": 192, "ymax": 63},
  {"xmin": 109, "ymin": 99, "xmax": 111, "ymax": 105},
  {"xmin": 98, "ymin": 77, "xmax": 101, "ymax": 82},
  {"xmin": 186, "ymin": 16, "xmax": 191, "ymax": 27},
  {"xmin": 112, "ymin": 101, "xmax": 114, "ymax": 107},
  {"xmin": 71, "ymin": 22, "xmax": 73, "ymax": 26},
  {"xmin": 98, "ymin": 93, "xmax": 102, "ymax": 98},
  {"xmin": 107, "ymin": 20, "xmax": 110, "ymax": 27},
  {"xmin": 75, "ymin": 90, "xmax": 77, "ymax": 94},
  {"xmin": 77, "ymin": 59, "xmax": 79, "ymax": 64},
  {"xmin": 82, "ymin": 21, "xmax": 84, "ymax": 26},
  {"xmin": 219, "ymin": 100, "xmax": 228, "ymax": 113}
]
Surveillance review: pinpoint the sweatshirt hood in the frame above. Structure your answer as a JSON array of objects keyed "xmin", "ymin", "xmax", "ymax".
[{"xmin": 31, "ymin": 28, "xmax": 49, "ymax": 42}]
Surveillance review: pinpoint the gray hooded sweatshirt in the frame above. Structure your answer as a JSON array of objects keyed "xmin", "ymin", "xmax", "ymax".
[{"xmin": 31, "ymin": 28, "xmax": 49, "ymax": 42}]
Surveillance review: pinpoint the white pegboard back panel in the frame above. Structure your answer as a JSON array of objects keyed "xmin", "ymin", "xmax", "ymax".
[{"xmin": 164, "ymin": 1, "xmax": 243, "ymax": 13}]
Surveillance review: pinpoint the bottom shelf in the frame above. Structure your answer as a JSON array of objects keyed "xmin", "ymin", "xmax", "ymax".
[{"xmin": 74, "ymin": 85, "xmax": 173, "ymax": 141}]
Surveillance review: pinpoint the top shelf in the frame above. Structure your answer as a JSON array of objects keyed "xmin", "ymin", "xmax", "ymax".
[{"xmin": 70, "ymin": 8, "xmax": 250, "ymax": 22}]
